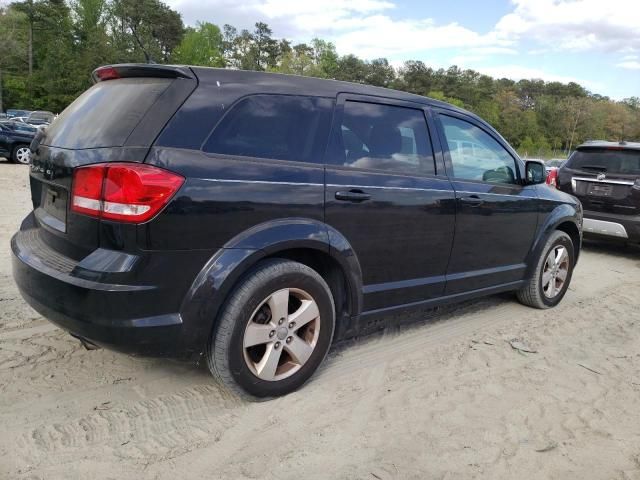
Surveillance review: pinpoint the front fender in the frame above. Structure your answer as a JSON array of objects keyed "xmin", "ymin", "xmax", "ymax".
[
  {"xmin": 179, "ymin": 218, "xmax": 363, "ymax": 355},
  {"xmin": 524, "ymin": 202, "xmax": 582, "ymax": 279}
]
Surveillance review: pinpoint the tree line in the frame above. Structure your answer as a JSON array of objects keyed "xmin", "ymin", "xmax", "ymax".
[{"xmin": 1, "ymin": 0, "xmax": 638, "ymax": 158}]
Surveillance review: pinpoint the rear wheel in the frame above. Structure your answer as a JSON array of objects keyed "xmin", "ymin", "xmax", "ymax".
[
  {"xmin": 12, "ymin": 145, "xmax": 31, "ymax": 165},
  {"xmin": 208, "ymin": 259, "xmax": 335, "ymax": 399},
  {"xmin": 517, "ymin": 230, "xmax": 575, "ymax": 309}
]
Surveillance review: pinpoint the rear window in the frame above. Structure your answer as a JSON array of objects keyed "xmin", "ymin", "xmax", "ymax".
[
  {"xmin": 203, "ymin": 95, "xmax": 334, "ymax": 164},
  {"xmin": 43, "ymin": 78, "xmax": 172, "ymax": 149},
  {"xmin": 568, "ymin": 148, "xmax": 640, "ymax": 175}
]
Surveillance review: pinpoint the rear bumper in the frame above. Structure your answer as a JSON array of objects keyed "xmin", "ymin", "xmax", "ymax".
[
  {"xmin": 11, "ymin": 227, "xmax": 212, "ymax": 358},
  {"xmin": 583, "ymin": 210, "xmax": 640, "ymax": 242}
]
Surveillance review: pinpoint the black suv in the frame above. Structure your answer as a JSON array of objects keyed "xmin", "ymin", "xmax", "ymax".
[
  {"xmin": 12, "ymin": 65, "xmax": 582, "ymax": 398},
  {"xmin": 557, "ymin": 141, "xmax": 640, "ymax": 243}
]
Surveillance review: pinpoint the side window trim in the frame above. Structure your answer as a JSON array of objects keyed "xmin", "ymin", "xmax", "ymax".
[
  {"xmin": 433, "ymin": 108, "xmax": 523, "ymax": 184},
  {"xmin": 324, "ymin": 93, "xmax": 439, "ymax": 177}
]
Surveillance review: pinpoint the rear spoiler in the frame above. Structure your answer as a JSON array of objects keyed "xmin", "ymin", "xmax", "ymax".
[{"xmin": 91, "ymin": 64, "xmax": 194, "ymax": 83}]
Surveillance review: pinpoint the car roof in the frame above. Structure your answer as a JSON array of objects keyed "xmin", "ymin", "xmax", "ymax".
[
  {"xmin": 576, "ymin": 140, "xmax": 640, "ymax": 151},
  {"xmin": 190, "ymin": 66, "xmax": 479, "ymax": 119}
]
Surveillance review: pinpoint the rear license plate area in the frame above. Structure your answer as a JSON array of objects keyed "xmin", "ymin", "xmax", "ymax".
[
  {"xmin": 40, "ymin": 184, "xmax": 68, "ymax": 231},
  {"xmin": 588, "ymin": 183, "xmax": 613, "ymax": 197}
]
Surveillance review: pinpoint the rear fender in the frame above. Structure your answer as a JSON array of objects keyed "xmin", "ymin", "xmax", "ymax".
[{"xmin": 179, "ymin": 218, "xmax": 363, "ymax": 355}]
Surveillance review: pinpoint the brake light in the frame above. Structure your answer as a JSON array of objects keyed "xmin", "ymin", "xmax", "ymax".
[
  {"xmin": 94, "ymin": 66, "xmax": 120, "ymax": 81},
  {"xmin": 546, "ymin": 168, "xmax": 558, "ymax": 188},
  {"xmin": 71, "ymin": 163, "xmax": 184, "ymax": 223}
]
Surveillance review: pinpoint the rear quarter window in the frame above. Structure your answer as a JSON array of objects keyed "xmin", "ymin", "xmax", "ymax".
[
  {"xmin": 203, "ymin": 95, "xmax": 334, "ymax": 164},
  {"xmin": 43, "ymin": 78, "xmax": 172, "ymax": 149}
]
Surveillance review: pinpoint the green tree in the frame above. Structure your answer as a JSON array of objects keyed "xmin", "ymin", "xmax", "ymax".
[
  {"xmin": 394, "ymin": 61, "xmax": 433, "ymax": 96},
  {"xmin": 365, "ymin": 58, "xmax": 395, "ymax": 87},
  {"xmin": 110, "ymin": 0, "xmax": 184, "ymax": 63},
  {"xmin": 428, "ymin": 90, "xmax": 464, "ymax": 108},
  {"xmin": 173, "ymin": 22, "xmax": 225, "ymax": 67},
  {"xmin": 334, "ymin": 54, "xmax": 367, "ymax": 83},
  {"xmin": 310, "ymin": 38, "xmax": 338, "ymax": 78}
]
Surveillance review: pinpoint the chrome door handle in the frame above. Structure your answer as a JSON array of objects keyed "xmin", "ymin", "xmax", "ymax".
[
  {"xmin": 459, "ymin": 195, "xmax": 484, "ymax": 207},
  {"xmin": 335, "ymin": 190, "xmax": 371, "ymax": 202}
]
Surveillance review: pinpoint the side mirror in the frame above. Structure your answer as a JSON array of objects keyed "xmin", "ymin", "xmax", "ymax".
[{"xmin": 525, "ymin": 160, "xmax": 546, "ymax": 185}]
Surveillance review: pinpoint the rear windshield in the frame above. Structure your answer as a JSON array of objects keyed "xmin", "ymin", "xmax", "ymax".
[
  {"xmin": 567, "ymin": 148, "xmax": 640, "ymax": 175},
  {"xmin": 43, "ymin": 78, "xmax": 172, "ymax": 149}
]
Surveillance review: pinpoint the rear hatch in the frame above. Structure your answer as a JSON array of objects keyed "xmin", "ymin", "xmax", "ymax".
[
  {"xmin": 29, "ymin": 65, "xmax": 197, "ymax": 260},
  {"xmin": 558, "ymin": 146, "xmax": 640, "ymax": 215}
]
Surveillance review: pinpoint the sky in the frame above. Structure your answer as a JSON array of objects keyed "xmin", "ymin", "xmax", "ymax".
[{"xmin": 164, "ymin": 0, "xmax": 640, "ymax": 100}]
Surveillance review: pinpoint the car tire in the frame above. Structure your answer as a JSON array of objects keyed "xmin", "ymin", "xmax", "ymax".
[
  {"xmin": 207, "ymin": 258, "xmax": 335, "ymax": 399},
  {"xmin": 517, "ymin": 230, "xmax": 575, "ymax": 309},
  {"xmin": 12, "ymin": 144, "xmax": 31, "ymax": 165}
]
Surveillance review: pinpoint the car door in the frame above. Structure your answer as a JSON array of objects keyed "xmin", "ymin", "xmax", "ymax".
[
  {"xmin": 324, "ymin": 95, "xmax": 456, "ymax": 313},
  {"xmin": 434, "ymin": 110, "xmax": 539, "ymax": 294}
]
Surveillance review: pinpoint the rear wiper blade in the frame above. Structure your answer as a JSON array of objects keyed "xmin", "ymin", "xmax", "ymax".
[{"xmin": 581, "ymin": 165, "xmax": 607, "ymax": 172}]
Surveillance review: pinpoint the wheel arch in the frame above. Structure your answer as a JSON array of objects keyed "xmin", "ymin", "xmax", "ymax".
[
  {"xmin": 555, "ymin": 220, "xmax": 581, "ymax": 263},
  {"xmin": 525, "ymin": 204, "xmax": 582, "ymax": 280},
  {"xmin": 179, "ymin": 218, "xmax": 363, "ymax": 355}
]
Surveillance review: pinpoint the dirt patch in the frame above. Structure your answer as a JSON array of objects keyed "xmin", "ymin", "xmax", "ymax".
[{"xmin": 1, "ymin": 162, "xmax": 639, "ymax": 479}]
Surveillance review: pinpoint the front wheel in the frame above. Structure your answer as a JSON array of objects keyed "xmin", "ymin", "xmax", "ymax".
[
  {"xmin": 207, "ymin": 259, "xmax": 335, "ymax": 399},
  {"xmin": 12, "ymin": 144, "xmax": 31, "ymax": 165},
  {"xmin": 517, "ymin": 230, "xmax": 575, "ymax": 309}
]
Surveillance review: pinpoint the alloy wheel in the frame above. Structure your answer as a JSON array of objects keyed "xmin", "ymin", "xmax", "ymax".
[
  {"xmin": 542, "ymin": 245, "xmax": 569, "ymax": 299},
  {"xmin": 243, "ymin": 288, "xmax": 320, "ymax": 382},
  {"xmin": 15, "ymin": 147, "xmax": 31, "ymax": 165}
]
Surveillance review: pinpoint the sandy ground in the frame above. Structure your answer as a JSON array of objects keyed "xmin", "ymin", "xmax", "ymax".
[{"xmin": 0, "ymin": 160, "xmax": 639, "ymax": 480}]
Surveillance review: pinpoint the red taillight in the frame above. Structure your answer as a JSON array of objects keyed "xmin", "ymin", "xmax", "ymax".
[
  {"xmin": 71, "ymin": 163, "xmax": 184, "ymax": 223},
  {"xmin": 94, "ymin": 66, "xmax": 120, "ymax": 81},
  {"xmin": 546, "ymin": 168, "xmax": 558, "ymax": 188},
  {"xmin": 71, "ymin": 166, "xmax": 105, "ymax": 216}
]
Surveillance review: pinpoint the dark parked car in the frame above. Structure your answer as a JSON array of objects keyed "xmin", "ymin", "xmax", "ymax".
[
  {"xmin": 11, "ymin": 64, "xmax": 582, "ymax": 398},
  {"xmin": 557, "ymin": 141, "xmax": 640, "ymax": 243},
  {"xmin": 0, "ymin": 120, "xmax": 36, "ymax": 164}
]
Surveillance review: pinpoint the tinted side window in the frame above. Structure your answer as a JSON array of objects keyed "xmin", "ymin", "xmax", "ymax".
[
  {"xmin": 337, "ymin": 101, "xmax": 435, "ymax": 175},
  {"xmin": 203, "ymin": 95, "xmax": 334, "ymax": 164},
  {"xmin": 440, "ymin": 115, "xmax": 518, "ymax": 184}
]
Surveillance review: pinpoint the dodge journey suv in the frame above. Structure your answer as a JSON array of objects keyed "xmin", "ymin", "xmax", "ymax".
[{"xmin": 12, "ymin": 64, "xmax": 582, "ymax": 398}]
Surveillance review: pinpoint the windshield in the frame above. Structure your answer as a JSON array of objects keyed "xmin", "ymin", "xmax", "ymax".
[{"xmin": 567, "ymin": 148, "xmax": 640, "ymax": 175}]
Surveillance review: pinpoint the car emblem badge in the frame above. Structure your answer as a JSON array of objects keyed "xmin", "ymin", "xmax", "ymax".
[{"xmin": 597, "ymin": 173, "xmax": 606, "ymax": 181}]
